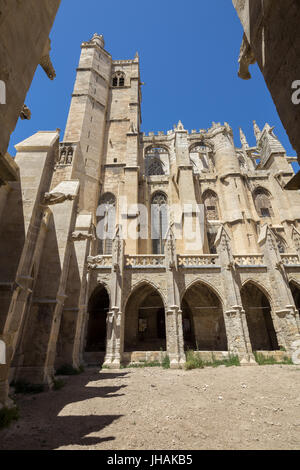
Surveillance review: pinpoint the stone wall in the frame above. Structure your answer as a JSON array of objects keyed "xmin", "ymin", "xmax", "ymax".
[
  {"xmin": 232, "ymin": 1, "xmax": 300, "ymax": 170},
  {"xmin": 0, "ymin": 0, "xmax": 61, "ymax": 183}
]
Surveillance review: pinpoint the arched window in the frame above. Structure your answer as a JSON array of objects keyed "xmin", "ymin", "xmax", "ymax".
[
  {"xmin": 203, "ymin": 190, "xmax": 219, "ymax": 221},
  {"xmin": 151, "ymin": 192, "xmax": 168, "ymax": 254},
  {"xmin": 148, "ymin": 159, "xmax": 164, "ymax": 176},
  {"xmin": 97, "ymin": 192, "xmax": 116, "ymax": 254},
  {"xmin": 145, "ymin": 147, "xmax": 169, "ymax": 176},
  {"xmin": 253, "ymin": 188, "xmax": 274, "ymax": 218},
  {"xmin": 189, "ymin": 143, "xmax": 209, "ymax": 173},
  {"xmin": 112, "ymin": 72, "xmax": 125, "ymax": 87}
]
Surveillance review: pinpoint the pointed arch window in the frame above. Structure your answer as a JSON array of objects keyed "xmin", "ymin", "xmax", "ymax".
[
  {"xmin": 151, "ymin": 192, "xmax": 168, "ymax": 254},
  {"xmin": 112, "ymin": 72, "xmax": 125, "ymax": 87},
  {"xmin": 189, "ymin": 143, "xmax": 209, "ymax": 173},
  {"xmin": 203, "ymin": 190, "xmax": 219, "ymax": 221},
  {"xmin": 145, "ymin": 146, "xmax": 169, "ymax": 177},
  {"xmin": 97, "ymin": 193, "xmax": 116, "ymax": 254},
  {"xmin": 148, "ymin": 159, "xmax": 164, "ymax": 176},
  {"xmin": 253, "ymin": 188, "xmax": 274, "ymax": 218}
]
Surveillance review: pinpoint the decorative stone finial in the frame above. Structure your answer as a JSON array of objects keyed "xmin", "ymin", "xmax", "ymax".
[
  {"xmin": 135, "ymin": 51, "xmax": 139, "ymax": 60},
  {"xmin": 91, "ymin": 33, "xmax": 105, "ymax": 48},
  {"xmin": 253, "ymin": 120, "xmax": 261, "ymax": 143},
  {"xmin": 239, "ymin": 128, "xmax": 249, "ymax": 148},
  {"xmin": 174, "ymin": 120, "xmax": 185, "ymax": 131}
]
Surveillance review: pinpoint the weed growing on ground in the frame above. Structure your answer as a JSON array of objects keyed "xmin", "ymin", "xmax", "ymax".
[
  {"xmin": 12, "ymin": 381, "xmax": 44, "ymax": 394},
  {"xmin": 184, "ymin": 350, "xmax": 240, "ymax": 370},
  {"xmin": 162, "ymin": 354, "xmax": 170, "ymax": 369},
  {"xmin": 53, "ymin": 378, "xmax": 65, "ymax": 391},
  {"xmin": 254, "ymin": 352, "xmax": 293, "ymax": 365},
  {"xmin": 0, "ymin": 406, "xmax": 19, "ymax": 429}
]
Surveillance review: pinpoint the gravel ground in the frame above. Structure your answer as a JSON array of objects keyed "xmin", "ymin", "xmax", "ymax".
[{"xmin": 0, "ymin": 365, "xmax": 299, "ymax": 450}]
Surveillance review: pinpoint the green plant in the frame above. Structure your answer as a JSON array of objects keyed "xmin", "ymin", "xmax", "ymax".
[
  {"xmin": 184, "ymin": 351, "xmax": 240, "ymax": 370},
  {"xmin": 0, "ymin": 406, "xmax": 19, "ymax": 429},
  {"xmin": 254, "ymin": 352, "xmax": 293, "ymax": 365},
  {"xmin": 55, "ymin": 364, "xmax": 80, "ymax": 376},
  {"xmin": 13, "ymin": 380, "xmax": 44, "ymax": 394},
  {"xmin": 210, "ymin": 354, "xmax": 240, "ymax": 368},
  {"xmin": 162, "ymin": 354, "xmax": 170, "ymax": 369},
  {"xmin": 53, "ymin": 378, "xmax": 65, "ymax": 391},
  {"xmin": 184, "ymin": 350, "xmax": 205, "ymax": 370}
]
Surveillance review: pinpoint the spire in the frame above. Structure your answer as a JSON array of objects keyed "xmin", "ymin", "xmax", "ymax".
[
  {"xmin": 253, "ymin": 120, "xmax": 261, "ymax": 143},
  {"xmin": 239, "ymin": 128, "xmax": 249, "ymax": 148},
  {"xmin": 134, "ymin": 51, "xmax": 139, "ymax": 60}
]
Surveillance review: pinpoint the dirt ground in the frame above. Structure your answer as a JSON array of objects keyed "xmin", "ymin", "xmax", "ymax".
[{"xmin": 0, "ymin": 365, "xmax": 299, "ymax": 450}]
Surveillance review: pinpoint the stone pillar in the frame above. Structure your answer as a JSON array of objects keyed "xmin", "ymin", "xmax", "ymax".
[
  {"xmin": 165, "ymin": 226, "xmax": 185, "ymax": 367},
  {"xmin": 174, "ymin": 121, "xmax": 203, "ymax": 255},
  {"xmin": 103, "ymin": 229, "xmax": 124, "ymax": 368},
  {"xmin": 205, "ymin": 123, "xmax": 255, "ymax": 254},
  {"xmin": 259, "ymin": 225, "xmax": 300, "ymax": 350},
  {"xmin": 215, "ymin": 225, "xmax": 256, "ymax": 365},
  {"xmin": 0, "ymin": 131, "xmax": 59, "ymax": 406},
  {"xmin": 0, "ymin": 283, "xmax": 31, "ymax": 407},
  {"xmin": 42, "ymin": 181, "xmax": 79, "ymax": 380},
  {"xmin": 65, "ymin": 215, "xmax": 93, "ymax": 368}
]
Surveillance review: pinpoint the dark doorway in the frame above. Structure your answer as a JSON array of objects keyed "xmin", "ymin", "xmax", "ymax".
[
  {"xmin": 290, "ymin": 282, "xmax": 300, "ymax": 313},
  {"xmin": 125, "ymin": 284, "xmax": 166, "ymax": 351},
  {"xmin": 85, "ymin": 285, "xmax": 109, "ymax": 352},
  {"xmin": 182, "ymin": 298, "xmax": 197, "ymax": 350},
  {"xmin": 241, "ymin": 282, "xmax": 279, "ymax": 351},
  {"xmin": 181, "ymin": 282, "xmax": 227, "ymax": 351}
]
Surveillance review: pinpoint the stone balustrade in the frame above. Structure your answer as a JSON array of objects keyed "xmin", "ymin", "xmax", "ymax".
[
  {"xmin": 280, "ymin": 254, "xmax": 300, "ymax": 266},
  {"xmin": 177, "ymin": 255, "xmax": 219, "ymax": 267},
  {"xmin": 125, "ymin": 255, "xmax": 165, "ymax": 268},
  {"xmin": 234, "ymin": 254, "xmax": 265, "ymax": 266},
  {"xmin": 87, "ymin": 255, "xmax": 112, "ymax": 269}
]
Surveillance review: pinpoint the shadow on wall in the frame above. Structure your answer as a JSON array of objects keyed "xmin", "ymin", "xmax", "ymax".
[
  {"xmin": 0, "ymin": 178, "xmax": 25, "ymax": 333},
  {"xmin": 0, "ymin": 369, "xmax": 129, "ymax": 450}
]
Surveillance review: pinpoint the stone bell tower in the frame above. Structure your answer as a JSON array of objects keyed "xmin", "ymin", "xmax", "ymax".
[{"xmin": 57, "ymin": 33, "xmax": 112, "ymax": 212}]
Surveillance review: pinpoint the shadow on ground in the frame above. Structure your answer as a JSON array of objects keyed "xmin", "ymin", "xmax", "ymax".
[{"xmin": 0, "ymin": 368, "xmax": 129, "ymax": 450}]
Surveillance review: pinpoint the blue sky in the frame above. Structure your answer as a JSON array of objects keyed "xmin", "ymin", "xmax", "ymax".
[{"xmin": 8, "ymin": 0, "xmax": 298, "ymax": 170}]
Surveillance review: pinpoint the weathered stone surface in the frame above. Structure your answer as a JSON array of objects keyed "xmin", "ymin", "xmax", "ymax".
[
  {"xmin": 233, "ymin": 0, "xmax": 300, "ymax": 170},
  {"xmin": 1, "ymin": 34, "xmax": 300, "ymax": 408},
  {"xmin": 0, "ymin": 0, "xmax": 61, "ymax": 183}
]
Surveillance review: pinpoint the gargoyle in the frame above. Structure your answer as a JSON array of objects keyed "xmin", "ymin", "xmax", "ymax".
[
  {"xmin": 20, "ymin": 104, "xmax": 31, "ymax": 120},
  {"xmin": 39, "ymin": 38, "xmax": 56, "ymax": 80},
  {"xmin": 71, "ymin": 232, "xmax": 94, "ymax": 241},
  {"xmin": 238, "ymin": 33, "xmax": 256, "ymax": 80},
  {"xmin": 43, "ymin": 192, "xmax": 74, "ymax": 205}
]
